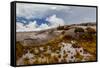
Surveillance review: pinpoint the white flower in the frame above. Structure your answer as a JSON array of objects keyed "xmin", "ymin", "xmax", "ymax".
[
  {"xmin": 23, "ymin": 51, "xmax": 34, "ymax": 59},
  {"xmin": 65, "ymin": 56, "xmax": 75, "ymax": 62},
  {"xmin": 39, "ymin": 47, "xmax": 44, "ymax": 51},
  {"xmin": 76, "ymin": 47, "xmax": 84, "ymax": 55},
  {"xmin": 71, "ymin": 40, "xmax": 76, "ymax": 44}
]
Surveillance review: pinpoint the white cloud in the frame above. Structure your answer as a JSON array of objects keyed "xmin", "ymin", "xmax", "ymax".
[
  {"xmin": 17, "ymin": 3, "xmax": 52, "ymax": 19},
  {"xmin": 16, "ymin": 22, "xmax": 25, "ymax": 29},
  {"xmin": 16, "ymin": 14, "xmax": 66, "ymax": 32},
  {"xmin": 26, "ymin": 21, "xmax": 38, "ymax": 29},
  {"xmin": 16, "ymin": 22, "xmax": 26, "ymax": 32},
  {"xmin": 81, "ymin": 17, "xmax": 96, "ymax": 23},
  {"xmin": 17, "ymin": 21, "xmax": 38, "ymax": 32},
  {"xmin": 16, "ymin": 21, "xmax": 50, "ymax": 32},
  {"xmin": 39, "ymin": 23, "xmax": 49, "ymax": 29},
  {"xmin": 51, "ymin": 6, "xmax": 70, "ymax": 11},
  {"xmin": 51, "ymin": 7, "xmax": 57, "ymax": 10},
  {"xmin": 46, "ymin": 14, "xmax": 65, "ymax": 27},
  {"xmin": 16, "ymin": 3, "xmax": 96, "ymax": 25},
  {"xmin": 16, "ymin": 3, "xmax": 70, "ymax": 19}
]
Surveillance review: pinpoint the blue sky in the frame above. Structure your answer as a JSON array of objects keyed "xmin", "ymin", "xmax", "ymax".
[{"xmin": 16, "ymin": 3, "xmax": 96, "ymax": 32}]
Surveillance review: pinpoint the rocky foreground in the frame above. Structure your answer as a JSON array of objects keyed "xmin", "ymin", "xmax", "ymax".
[
  {"xmin": 17, "ymin": 41, "xmax": 94, "ymax": 65},
  {"xmin": 16, "ymin": 24, "xmax": 96, "ymax": 65}
]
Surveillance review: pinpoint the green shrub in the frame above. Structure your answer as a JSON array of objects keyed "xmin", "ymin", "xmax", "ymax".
[
  {"xmin": 80, "ymin": 33, "xmax": 96, "ymax": 41},
  {"xmin": 74, "ymin": 27, "xmax": 84, "ymax": 33},
  {"xmin": 57, "ymin": 26, "xmax": 64, "ymax": 30},
  {"xmin": 86, "ymin": 27, "xmax": 96, "ymax": 34}
]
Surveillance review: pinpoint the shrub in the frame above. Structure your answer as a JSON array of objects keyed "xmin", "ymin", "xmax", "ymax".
[
  {"xmin": 64, "ymin": 26, "xmax": 70, "ymax": 30},
  {"xmin": 80, "ymin": 33, "xmax": 96, "ymax": 41},
  {"xmin": 23, "ymin": 58, "xmax": 30, "ymax": 65},
  {"xmin": 74, "ymin": 27, "xmax": 84, "ymax": 33},
  {"xmin": 61, "ymin": 31, "xmax": 66, "ymax": 34},
  {"xmin": 64, "ymin": 35, "xmax": 73, "ymax": 40},
  {"xmin": 86, "ymin": 27, "xmax": 96, "ymax": 34},
  {"xmin": 57, "ymin": 26, "xmax": 64, "ymax": 30},
  {"xmin": 16, "ymin": 41, "xmax": 24, "ymax": 60}
]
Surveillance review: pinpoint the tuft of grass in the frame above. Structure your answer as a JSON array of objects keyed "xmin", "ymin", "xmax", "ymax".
[
  {"xmin": 16, "ymin": 41, "xmax": 24, "ymax": 60},
  {"xmin": 75, "ymin": 52, "xmax": 84, "ymax": 61}
]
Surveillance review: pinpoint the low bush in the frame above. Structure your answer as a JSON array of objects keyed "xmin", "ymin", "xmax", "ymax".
[
  {"xmin": 80, "ymin": 32, "xmax": 96, "ymax": 41},
  {"xmin": 16, "ymin": 41, "xmax": 24, "ymax": 60},
  {"xmin": 86, "ymin": 27, "xmax": 96, "ymax": 34},
  {"xmin": 57, "ymin": 26, "xmax": 64, "ymax": 30},
  {"xmin": 74, "ymin": 27, "xmax": 84, "ymax": 33}
]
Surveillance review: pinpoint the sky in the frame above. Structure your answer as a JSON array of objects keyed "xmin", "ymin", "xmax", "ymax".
[{"xmin": 16, "ymin": 3, "xmax": 96, "ymax": 32}]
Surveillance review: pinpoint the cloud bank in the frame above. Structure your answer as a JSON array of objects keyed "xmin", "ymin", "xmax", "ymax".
[
  {"xmin": 16, "ymin": 14, "xmax": 65, "ymax": 32},
  {"xmin": 46, "ymin": 14, "xmax": 65, "ymax": 27},
  {"xmin": 16, "ymin": 3, "xmax": 70, "ymax": 19}
]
